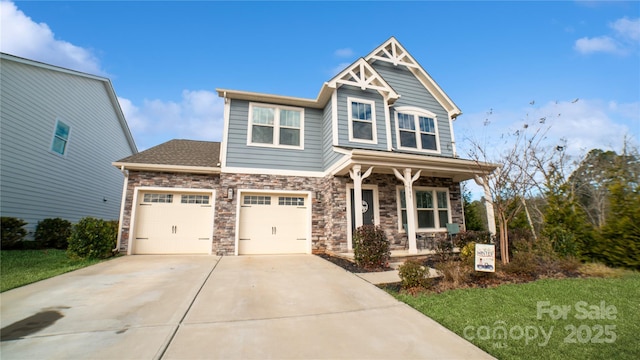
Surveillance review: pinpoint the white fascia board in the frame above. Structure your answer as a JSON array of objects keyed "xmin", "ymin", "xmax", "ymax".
[
  {"xmin": 221, "ymin": 166, "xmax": 326, "ymax": 178},
  {"xmin": 113, "ymin": 162, "xmax": 221, "ymax": 174},
  {"xmin": 220, "ymin": 97, "xmax": 231, "ymax": 167},
  {"xmin": 216, "ymin": 88, "xmax": 326, "ymax": 109}
]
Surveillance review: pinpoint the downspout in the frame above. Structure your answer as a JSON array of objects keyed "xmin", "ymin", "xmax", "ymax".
[{"xmin": 114, "ymin": 165, "xmax": 129, "ymax": 252}]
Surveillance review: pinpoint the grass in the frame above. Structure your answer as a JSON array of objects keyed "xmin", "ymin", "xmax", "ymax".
[
  {"xmin": 1, "ymin": 250, "xmax": 105, "ymax": 292},
  {"xmin": 388, "ymin": 272, "xmax": 640, "ymax": 360}
]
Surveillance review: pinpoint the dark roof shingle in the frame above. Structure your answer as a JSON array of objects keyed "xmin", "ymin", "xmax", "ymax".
[{"xmin": 116, "ymin": 139, "xmax": 220, "ymax": 168}]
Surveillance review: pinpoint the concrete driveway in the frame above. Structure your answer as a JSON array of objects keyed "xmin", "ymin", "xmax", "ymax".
[{"xmin": 1, "ymin": 255, "xmax": 492, "ymax": 359}]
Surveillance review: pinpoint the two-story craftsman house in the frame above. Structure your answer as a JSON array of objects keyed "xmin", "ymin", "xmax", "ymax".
[{"xmin": 114, "ymin": 37, "xmax": 497, "ymax": 255}]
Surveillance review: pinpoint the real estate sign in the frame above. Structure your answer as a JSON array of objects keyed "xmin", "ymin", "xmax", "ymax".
[{"xmin": 475, "ymin": 244, "xmax": 495, "ymax": 272}]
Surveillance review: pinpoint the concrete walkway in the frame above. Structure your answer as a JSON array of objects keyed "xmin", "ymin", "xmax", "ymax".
[{"xmin": 1, "ymin": 255, "xmax": 492, "ymax": 359}]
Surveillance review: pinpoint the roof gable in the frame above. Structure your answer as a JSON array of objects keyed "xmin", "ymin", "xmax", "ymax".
[
  {"xmin": 365, "ymin": 37, "xmax": 461, "ymax": 118},
  {"xmin": 327, "ymin": 58, "xmax": 399, "ymax": 101}
]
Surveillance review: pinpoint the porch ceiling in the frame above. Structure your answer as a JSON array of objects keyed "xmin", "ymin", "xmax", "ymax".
[{"xmin": 332, "ymin": 149, "xmax": 499, "ymax": 182}]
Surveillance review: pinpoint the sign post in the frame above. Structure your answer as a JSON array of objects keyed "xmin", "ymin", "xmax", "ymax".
[{"xmin": 475, "ymin": 244, "xmax": 496, "ymax": 272}]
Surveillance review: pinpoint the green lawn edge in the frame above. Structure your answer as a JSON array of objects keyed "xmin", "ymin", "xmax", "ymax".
[
  {"xmin": 1, "ymin": 250, "xmax": 108, "ymax": 292},
  {"xmin": 387, "ymin": 273, "xmax": 640, "ymax": 360}
]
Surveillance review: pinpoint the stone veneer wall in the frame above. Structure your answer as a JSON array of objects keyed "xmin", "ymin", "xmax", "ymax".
[
  {"xmin": 215, "ymin": 173, "xmax": 328, "ymax": 255},
  {"xmin": 118, "ymin": 171, "xmax": 220, "ymax": 252},
  {"xmin": 119, "ymin": 170, "xmax": 463, "ymax": 255}
]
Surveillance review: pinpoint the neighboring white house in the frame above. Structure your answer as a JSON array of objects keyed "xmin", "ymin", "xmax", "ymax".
[{"xmin": 0, "ymin": 53, "xmax": 137, "ymax": 236}]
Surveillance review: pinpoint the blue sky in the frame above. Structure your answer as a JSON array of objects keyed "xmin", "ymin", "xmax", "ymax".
[{"xmin": 2, "ymin": 0, "xmax": 639, "ymax": 162}]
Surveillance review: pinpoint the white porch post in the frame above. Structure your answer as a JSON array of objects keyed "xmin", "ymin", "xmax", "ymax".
[
  {"xmin": 474, "ymin": 175, "xmax": 497, "ymax": 241},
  {"xmin": 394, "ymin": 168, "xmax": 422, "ymax": 254},
  {"xmin": 349, "ymin": 165, "xmax": 373, "ymax": 251}
]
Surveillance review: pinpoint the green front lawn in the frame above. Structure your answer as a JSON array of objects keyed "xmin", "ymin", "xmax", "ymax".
[
  {"xmin": 389, "ymin": 273, "xmax": 640, "ymax": 360},
  {"xmin": 1, "ymin": 250, "xmax": 104, "ymax": 292}
]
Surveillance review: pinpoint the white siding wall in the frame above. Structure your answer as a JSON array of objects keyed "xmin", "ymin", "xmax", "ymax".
[{"xmin": 0, "ymin": 58, "xmax": 136, "ymax": 236}]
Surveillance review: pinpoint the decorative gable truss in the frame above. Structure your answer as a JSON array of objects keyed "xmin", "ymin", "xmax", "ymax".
[
  {"xmin": 328, "ymin": 58, "xmax": 399, "ymax": 101},
  {"xmin": 365, "ymin": 37, "xmax": 461, "ymax": 119}
]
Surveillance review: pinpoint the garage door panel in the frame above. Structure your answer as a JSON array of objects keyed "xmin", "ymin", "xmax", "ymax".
[
  {"xmin": 133, "ymin": 191, "xmax": 214, "ymax": 254},
  {"xmin": 238, "ymin": 193, "xmax": 308, "ymax": 255}
]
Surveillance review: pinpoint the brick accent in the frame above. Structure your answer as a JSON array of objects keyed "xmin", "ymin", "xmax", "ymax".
[{"xmin": 118, "ymin": 170, "xmax": 463, "ymax": 255}]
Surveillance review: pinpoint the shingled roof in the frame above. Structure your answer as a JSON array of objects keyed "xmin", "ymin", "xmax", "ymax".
[{"xmin": 114, "ymin": 139, "xmax": 220, "ymax": 169}]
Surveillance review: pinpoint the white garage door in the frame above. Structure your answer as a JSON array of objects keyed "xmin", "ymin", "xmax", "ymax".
[
  {"xmin": 133, "ymin": 191, "xmax": 214, "ymax": 254},
  {"xmin": 238, "ymin": 193, "xmax": 308, "ymax": 255}
]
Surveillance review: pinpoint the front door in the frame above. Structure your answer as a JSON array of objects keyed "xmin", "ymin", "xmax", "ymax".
[{"xmin": 350, "ymin": 189, "xmax": 375, "ymax": 231}]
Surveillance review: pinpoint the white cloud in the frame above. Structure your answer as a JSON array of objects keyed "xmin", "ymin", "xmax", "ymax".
[
  {"xmin": 457, "ymin": 98, "xmax": 637, "ymax": 162},
  {"xmin": 611, "ymin": 17, "xmax": 640, "ymax": 42},
  {"xmin": 119, "ymin": 90, "xmax": 225, "ymax": 151},
  {"xmin": 574, "ymin": 36, "xmax": 619, "ymax": 54},
  {"xmin": 0, "ymin": 0, "xmax": 103, "ymax": 74},
  {"xmin": 334, "ymin": 48, "xmax": 354, "ymax": 58},
  {"xmin": 574, "ymin": 16, "xmax": 640, "ymax": 55}
]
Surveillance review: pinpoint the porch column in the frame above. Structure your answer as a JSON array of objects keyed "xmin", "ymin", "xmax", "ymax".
[
  {"xmin": 474, "ymin": 175, "xmax": 497, "ymax": 241},
  {"xmin": 393, "ymin": 168, "xmax": 422, "ymax": 254},
  {"xmin": 349, "ymin": 165, "xmax": 373, "ymax": 251}
]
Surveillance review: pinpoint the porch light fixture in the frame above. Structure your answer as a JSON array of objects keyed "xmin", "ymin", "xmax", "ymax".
[
  {"xmin": 315, "ymin": 191, "xmax": 322, "ymax": 201},
  {"xmin": 227, "ymin": 188, "xmax": 234, "ymax": 200}
]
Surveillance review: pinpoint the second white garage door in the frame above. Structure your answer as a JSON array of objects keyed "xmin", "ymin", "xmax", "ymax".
[{"xmin": 238, "ymin": 193, "xmax": 309, "ymax": 255}]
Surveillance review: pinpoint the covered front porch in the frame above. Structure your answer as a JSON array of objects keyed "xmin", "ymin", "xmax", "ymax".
[{"xmin": 330, "ymin": 148, "xmax": 498, "ymax": 255}]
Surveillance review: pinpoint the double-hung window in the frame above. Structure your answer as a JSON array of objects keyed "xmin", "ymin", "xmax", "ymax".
[
  {"xmin": 398, "ymin": 187, "xmax": 450, "ymax": 230},
  {"xmin": 248, "ymin": 103, "xmax": 303, "ymax": 149},
  {"xmin": 51, "ymin": 119, "xmax": 71, "ymax": 155},
  {"xmin": 395, "ymin": 107, "xmax": 439, "ymax": 152},
  {"xmin": 348, "ymin": 97, "xmax": 377, "ymax": 143}
]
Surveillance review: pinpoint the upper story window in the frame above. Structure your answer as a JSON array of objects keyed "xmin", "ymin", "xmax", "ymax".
[
  {"xmin": 395, "ymin": 107, "xmax": 439, "ymax": 153},
  {"xmin": 248, "ymin": 103, "xmax": 304, "ymax": 149},
  {"xmin": 348, "ymin": 97, "xmax": 377, "ymax": 143},
  {"xmin": 51, "ymin": 119, "xmax": 71, "ymax": 155},
  {"xmin": 398, "ymin": 187, "xmax": 450, "ymax": 231}
]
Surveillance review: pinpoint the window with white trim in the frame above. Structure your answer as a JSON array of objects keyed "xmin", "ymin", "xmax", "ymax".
[
  {"xmin": 278, "ymin": 197, "xmax": 305, "ymax": 206},
  {"xmin": 243, "ymin": 195, "xmax": 271, "ymax": 205},
  {"xmin": 248, "ymin": 103, "xmax": 303, "ymax": 148},
  {"xmin": 398, "ymin": 187, "xmax": 450, "ymax": 230},
  {"xmin": 348, "ymin": 98, "xmax": 377, "ymax": 143},
  {"xmin": 51, "ymin": 119, "xmax": 71, "ymax": 155},
  {"xmin": 395, "ymin": 107, "xmax": 439, "ymax": 152}
]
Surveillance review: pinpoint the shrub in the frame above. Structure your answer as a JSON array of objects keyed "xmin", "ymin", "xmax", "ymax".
[
  {"xmin": 433, "ymin": 236, "xmax": 454, "ymax": 262},
  {"xmin": 353, "ymin": 225, "xmax": 390, "ymax": 270},
  {"xmin": 579, "ymin": 262, "xmax": 629, "ymax": 278},
  {"xmin": 67, "ymin": 218, "xmax": 118, "ymax": 259},
  {"xmin": 398, "ymin": 260, "xmax": 430, "ymax": 289},
  {"xmin": 455, "ymin": 230, "xmax": 492, "ymax": 248},
  {"xmin": 460, "ymin": 242, "xmax": 475, "ymax": 266},
  {"xmin": 503, "ymin": 251, "xmax": 541, "ymax": 277},
  {"xmin": 35, "ymin": 218, "xmax": 72, "ymax": 249},
  {"xmin": 436, "ymin": 260, "xmax": 470, "ymax": 287},
  {"xmin": 1, "ymin": 217, "xmax": 27, "ymax": 249}
]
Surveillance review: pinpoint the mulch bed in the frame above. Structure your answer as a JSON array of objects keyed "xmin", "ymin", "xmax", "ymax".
[{"xmin": 315, "ymin": 253, "xmax": 393, "ymax": 273}]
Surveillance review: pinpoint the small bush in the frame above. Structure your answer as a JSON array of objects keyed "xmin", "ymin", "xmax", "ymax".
[
  {"xmin": 434, "ymin": 236, "xmax": 454, "ymax": 262},
  {"xmin": 460, "ymin": 242, "xmax": 475, "ymax": 266},
  {"xmin": 35, "ymin": 218, "xmax": 72, "ymax": 249},
  {"xmin": 398, "ymin": 260, "xmax": 430, "ymax": 289},
  {"xmin": 503, "ymin": 251, "xmax": 541, "ymax": 277},
  {"xmin": 67, "ymin": 217, "xmax": 117, "ymax": 259},
  {"xmin": 1, "ymin": 217, "xmax": 27, "ymax": 249},
  {"xmin": 436, "ymin": 260, "xmax": 470, "ymax": 287},
  {"xmin": 353, "ymin": 225, "xmax": 390, "ymax": 270},
  {"xmin": 455, "ymin": 230, "xmax": 492, "ymax": 248}
]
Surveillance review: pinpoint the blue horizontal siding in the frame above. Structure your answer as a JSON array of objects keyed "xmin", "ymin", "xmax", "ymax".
[
  {"xmin": 372, "ymin": 61, "xmax": 454, "ymax": 157},
  {"xmin": 225, "ymin": 100, "xmax": 324, "ymax": 172}
]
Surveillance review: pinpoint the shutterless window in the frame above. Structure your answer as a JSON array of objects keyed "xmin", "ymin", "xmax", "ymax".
[
  {"xmin": 397, "ymin": 112, "xmax": 437, "ymax": 151},
  {"xmin": 399, "ymin": 188, "xmax": 449, "ymax": 230},
  {"xmin": 51, "ymin": 120, "xmax": 70, "ymax": 155},
  {"xmin": 349, "ymin": 99, "xmax": 375, "ymax": 141},
  {"xmin": 250, "ymin": 104, "xmax": 303, "ymax": 148},
  {"xmin": 143, "ymin": 193, "xmax": 173, "ymax": 203},
  {"xmin": 181, "ymin": 195, "xmax": 210, "ymax": 204}
]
